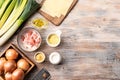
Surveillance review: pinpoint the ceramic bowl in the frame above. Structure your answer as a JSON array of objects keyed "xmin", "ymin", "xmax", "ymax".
[
  {"xmin": 34, "ymin": 51, "xmax": 46, "ymax": 63},
  {"xmin": 17, "ymin": 27, "xmax": 42, "ymax": 52}
]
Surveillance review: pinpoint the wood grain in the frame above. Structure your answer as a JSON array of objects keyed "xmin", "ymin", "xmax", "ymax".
[{"xmin": 1, "ymin": 0, "xmax": 120, "ymax": 80}]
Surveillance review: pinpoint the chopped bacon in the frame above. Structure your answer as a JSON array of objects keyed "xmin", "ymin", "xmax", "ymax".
[
  {"xmin": 21, "ymin": 29, "xmax": 41, "ymax": 49},
  {"xmin": 21, "ymin": 35, "xmax": 25, "ymax": 41},
  {"xmin": 27, "ymin": 30, "xmax": 33, "ymax": 36}
]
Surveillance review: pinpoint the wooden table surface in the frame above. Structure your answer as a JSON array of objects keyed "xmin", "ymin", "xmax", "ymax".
[{"xmin": 1, "ymin": 0, "xmax": 120, "ymax": 80}]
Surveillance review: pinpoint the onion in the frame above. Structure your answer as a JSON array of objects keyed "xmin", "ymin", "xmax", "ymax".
[
  {"xmin": 4, "ymin": 60, "xmax": 16, "ymax": 73},
  {"xmin": 5, "ymin": 72, "xmax": 12, "ymax": 80},
  {"xmin": 5, "ymin": 49, "xmax": 18, "ymax": 60},
  {"xmin": 12, "ymin": 69, "xmax": 24, "ymax": 80},
  {"xmin": 0, "ymin": 57, "xmax": 6, "ymax": 75},
  {"xmin": 17, "ymin": 59, "xmax": 30, "ymax": 71}
]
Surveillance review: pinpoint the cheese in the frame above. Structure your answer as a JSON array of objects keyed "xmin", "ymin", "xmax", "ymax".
[{"xmin": 41, "ymin": 0, "xmax": 73, "ymax": 17}]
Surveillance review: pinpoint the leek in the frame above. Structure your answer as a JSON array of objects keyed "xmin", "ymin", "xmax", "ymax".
[
  {"xmin": 0, "ymin": 0, "xmax": 40, "ymax": 46},
  {"xmin": 0, "ymin": 0, "xmax": 27, "ymax": 36},
  {"xmin": 0, "ymin": 0, "xmax": 11, "ymax": 19},
  {"xmin": 0, "ymin": 0, "xmax": 17, "ymax": 29},
  {"xmin": 0, "ymin": 0, "xmax": 4, "ymax": 8}
]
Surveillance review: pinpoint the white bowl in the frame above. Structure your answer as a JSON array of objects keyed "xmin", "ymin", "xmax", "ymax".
[
  {"xmin": 46, "ymin": 30, "xmax": 62, "ymax": 47},
  {"xmin": 49, "ymin": 52, "xmax": 62, "ymax": 65}
]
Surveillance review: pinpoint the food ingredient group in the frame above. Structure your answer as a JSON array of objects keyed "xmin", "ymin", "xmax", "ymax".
[{"xmin": 0, "ymin": 48, "xmax": 30, "ymax": 80}]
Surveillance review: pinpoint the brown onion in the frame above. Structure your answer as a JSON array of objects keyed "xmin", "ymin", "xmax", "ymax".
[
  {"xmin": 0, "ymin": 57, "xmax": 6, "ymax": 75},
  {"xmin": 5, "ymin": 49, "xmax": 18, "ymax": 60},
  {"xmin": 12, "ymin": 69, "xmax": 24, "ymax": 80},
  {"xmin": 4, "ymin": 60, "xmax": 16, "ymax": 73},
  {"xmin": 17, "ymin": 59, "xmax": 30, "ymax": 71},
  {"xmin": 5, "ymin": 72, "xmax": 12, "ymax": 80}
]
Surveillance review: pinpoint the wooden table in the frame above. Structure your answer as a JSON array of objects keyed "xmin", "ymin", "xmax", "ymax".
[{"xmin": 1, "ymin": 0, "xmax": 120, "ymax": 80}]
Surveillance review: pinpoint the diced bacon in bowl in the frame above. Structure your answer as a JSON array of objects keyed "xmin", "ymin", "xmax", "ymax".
[{"xmin": 17, "ymin": 27, "xmax": 42, "ymax": 52}]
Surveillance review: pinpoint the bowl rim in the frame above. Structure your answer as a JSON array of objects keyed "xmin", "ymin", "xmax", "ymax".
[
  {"xmin": 49, "ymin": 52, "xmax": 62, "ymax": 64},
  {"xmin": 17, "ymin": 27, "xmax": 42, "ymax": 52},
  {"xmin": 32, "ymin": 18, "xmax": 48, "ymax": 29},
  {"xmin": 46, "ymin": 33, "xmax": 61, "ymax": 47},
  {"xmin": 34, "ymin": 51, "xmax": 46, "ymax": 63}
]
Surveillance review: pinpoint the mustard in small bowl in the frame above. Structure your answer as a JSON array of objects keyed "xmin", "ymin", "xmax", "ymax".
[
  {"xmin": 34, "ymin": 52, "xmax": 46, "ymax": 63},
  {"xmin": 46, "ymin": 30, "xmax": 62, "ymax": 47}
]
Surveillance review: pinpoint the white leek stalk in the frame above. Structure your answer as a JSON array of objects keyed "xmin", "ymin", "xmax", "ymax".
[
  {"xmin": 0, "ymin": 0, "xmax": 40, "ymax": 46},
  {"xmin": 0, "ymin": 0, "xmax": 16, "ymax": 28},
  {"xmin": 0, "ymin": 0, "xmax": 11, "ymax": 19},
  {"xmin": 0, "ymin": 0, "xmax": 27, "ymax": 36},
  {"xmin": 0, "ymin": 0, "xmax": 5, "ymax": 8}
]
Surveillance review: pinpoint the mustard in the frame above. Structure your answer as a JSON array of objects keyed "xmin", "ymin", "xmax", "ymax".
[
  {"xmin": 35, "ymin": 53, "xmax": 44, "ymax": 61},
  {"xmin": 48, "ymin": 34, "xmax": 59, "ymax": 45}
]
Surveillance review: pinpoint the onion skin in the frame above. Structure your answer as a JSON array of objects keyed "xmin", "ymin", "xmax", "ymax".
[
  {"xmin": 17, "ymin": 59, "xmax": 30, "ymax": 71},
  {"xmin": 12, "ymin": 69, "xmax": 24, "ymax": 80},
  {"xmin": 0, "ymin": 57, "xmax": 6, "ymax": 75},
  {"xmin": 5, "ymin": 72, "xmax": 12, "ymax": 80},
  {"xmin": 5, "ymin": 49, "xmax": 18, "ymax": 60},
  {"xmin": 4, "ymin": 60, "xmax": 16, "ymax": 73}
]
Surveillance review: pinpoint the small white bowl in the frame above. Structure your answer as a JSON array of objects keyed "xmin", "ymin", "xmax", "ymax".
[
  {"xmin": 49, "ymin": 52, "xmax": 62, "ymax": 65},
  {"xmin": 46, "ymin": 30, "xmax": 62, "ymax": 47}
]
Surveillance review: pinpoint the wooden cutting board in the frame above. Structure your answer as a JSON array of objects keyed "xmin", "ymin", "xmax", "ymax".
[{"xmin": 39, "ymin": 0, "xmax": 78, "ymax": 26}]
